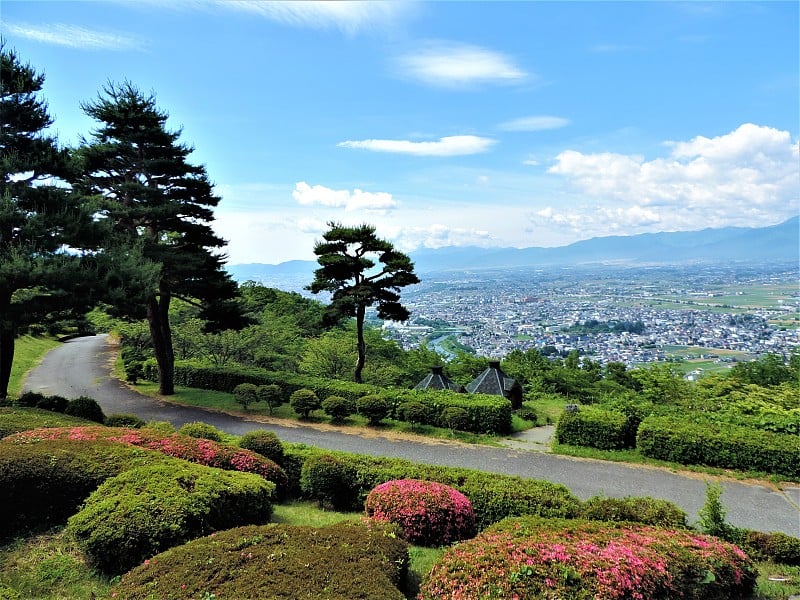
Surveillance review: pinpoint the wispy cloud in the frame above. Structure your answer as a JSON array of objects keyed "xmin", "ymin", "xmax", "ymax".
[
  {"xmin": 540, "ymin": 123, "xmax": 799, "ymax": 235},
  {"xmin": 499, "ymin": 115, "xmax": 570, "ymax": 132},
  {"xmin": 338, "ymin": 135, "xmax": 496, "ymax": 157},
  {"xmin": 2, "ymin": 22, "xmax": 144, "ymax": 51},
  {"xmin": 293, "ymin": 182, "xmax": 398, "ymax": 211},
  {"xmin": 390, "ymin": 224, "xmax": 493, "ymax": 252},
  {"xmin": 212, "ymin": 1, "xmax": 412, "ymax": 35},
  {"xmin": 395, "ymin": 41, "xmax": 528, "ymax": 88}
]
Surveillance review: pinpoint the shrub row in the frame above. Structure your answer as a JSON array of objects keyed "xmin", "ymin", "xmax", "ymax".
[
  {"xmin": 110, "ymin": 522, "xmax": 408, "ymax": 600},
  {"xmin": 14, "ymin": 391, "xmax": 106, "ymax": 423},
  {"xmin": 67, "ymin": 462, "xmax": 275, "ymax": 574},
  {"xmin": 145, "ymin": 361, "xmax": 512, "ymax": 434},
  {"xmin": 636, "ymin": 416, "xmax": 800, "ymax": 478},
  {"xmin": 421, "ymin": 516, "xmax": 757, "ymax": 600},
  {"xmin": 285, "ymin": 444, "xmax": 581, "ymax": 530},
  {"xmin": 8, "ymin": 426, "xmax": 289, "ymax": 497},
  {"xmin": 555, "ymin": 406, "xmax": 631, "ymax": 450}
]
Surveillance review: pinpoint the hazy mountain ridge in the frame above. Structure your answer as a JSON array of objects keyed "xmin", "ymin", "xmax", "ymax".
[{"xmin": 226, "ymin": 217, "xmax": 799, "ymax": 282}]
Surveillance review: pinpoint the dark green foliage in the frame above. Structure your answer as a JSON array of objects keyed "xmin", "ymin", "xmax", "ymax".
[
  {"xmin": 64, "ymin": 396, "xmax": 106, "ymax": 423},
  {"xmin": 256, "ymin": 383, "xmax": 283, "ymax": 415},
  {"xmin": 104, "ymin": 413, "xmax": 145, "ymax": 428},
  {"xmin": 698, "ymin": 483, "xmax": 733, "ymax": 539},
  {"xmin": 34, "ymin": 394, "xmax": 69, "ymax": 413},
  {"xmin": 730, "ymin": 353, "xmax": 796, "ymax": 387},
  {"xmin": 66, "ymin": 462, "xmax": 274, "ymax": 575},
  {"xmin": 300, "ymin": 453, "xmax": 358, "ymax": 510},
  {"xmin": 732, "ymin": 529, "xmax": 800, "ymax": 566},
  {"xmin": 290, "ymin": 388, "xmax": 321, "ymax": 419},
  {"xmin": 285, "ymin": 444, "xmax": 580, "ymax": 529},
  {"xmin": 0, "ymin": 406, "xmax": 92, "ymax": 438},
  {"xmin": 515, "ymin": 406, "xmax": 538, "ymax": 424},
  {"xmin": 232, "ymin": 382, "xmax": 258, "ymax": 410},
  {"xmin": 110, "ymin": 522, "xmax": 408, "ymax": 600},
  {"xmin": 358, "ymin": 394, "xmax": 391, "ymax": 425},
  {"xmin": 238, "ymin": 429, "xmax": 284, "ymax": 465},
  {"xmin": 15, "ymin": 391, "xmax": 46, "ymax": 408},
  {"xmin": 555, "ymin": 406, "xmax": 631, "ymax": 450},
  {"xmin": 307, "ymin": 222, "xmax": 419, "ymax": 383},
  {"xmin": 0, "ymin": 438, "xmax": 152, "ymax": 538},
  {"xmin": 441, "ymin": 405, "xmax": 470, "ymax": 432},
  {"xmin": 636, "ymin": 416, "xmax": 800, "ymax": 477},
  {"xmin": 178, "ymin": 421, "xmax": 223, "ymax": 442},
  {"xmin": 396, "ymin": 401, "xmax": 432, "ymax": 428},
  {"xmin": 321, "ymin": 394, "xmax": 355, "ymax": 423},
  {"xmin": 579, "ymin": 495, "xmax": 688, "ymax": 528}
]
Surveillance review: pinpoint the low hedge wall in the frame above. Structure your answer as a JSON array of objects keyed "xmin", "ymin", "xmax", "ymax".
[
  {"xmin": 579, "ymin": 495, "xmax": 688, "ymax": 528},
  {"xmin": 67, "ymin": 462, "xmax": 275, "ymax": 575},
  {"xmin": 145, "ymin": 361, "xmax": 512, "ymax": 434},
  {"xmin": 110, "ymin": 522, "xmax": 408, "ymax": 600},
  {"xmin": 636, "ymin": 416, "xmax": 800, "ymax": 478},
  {"xmin": 555, "ymin": 406, "xmax": 631, "ymax": 450},
  {"xmin": 285, "ymin": 444, "xmax": 581, "ymax": 530}
]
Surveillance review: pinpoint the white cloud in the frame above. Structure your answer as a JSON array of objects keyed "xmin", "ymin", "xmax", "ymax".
[
  {"xmin": 212, "ymin": 1, "xmax": 411, "ymax": 35},
  {"xmin": 338, "ymin": 135, "xmax": 496, "ymax": 157},
  {"xmin": 395, "ymin": 41, "xmax": 527, "ymax": 87},
  {"xmin": 292, "ymin": 182, "xmax": 398, "ymax": 211},
  {"xmin": 2, "ymin": 22, "xmax": 144, "ymax": 51},
  {"xmin": 499, "ymin": 115, "xmax": 570, "ymax": 132},
  {"xmin": 388, "ymin": 224, "xmax": 493, "ymax": 251},
  {"xmin": 545, "ymin": 123, "xmax": 799, "ymax": 234}
]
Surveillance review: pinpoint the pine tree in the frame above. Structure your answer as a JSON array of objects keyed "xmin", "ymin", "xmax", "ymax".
[
  {"xmin": 0, "ymin": 44, "xmax": 101, "ymax": 399},
  {"xmin": 74, "ymin": 82, "xmax": 241, "ymax": 395},
  {"xmin": 307, "ymin": 222, "xmax": 419, "ymax": 383}
]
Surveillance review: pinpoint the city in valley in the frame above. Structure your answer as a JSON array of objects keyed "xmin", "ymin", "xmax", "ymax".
[{"xmin": 379, "ymin": 261, "xmax": 799, "ymax": 374}]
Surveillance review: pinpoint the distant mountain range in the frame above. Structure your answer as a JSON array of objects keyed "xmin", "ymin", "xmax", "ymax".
[{"xmin": 226, "ymin": 217, "xmax": 799, "ymax": 283}]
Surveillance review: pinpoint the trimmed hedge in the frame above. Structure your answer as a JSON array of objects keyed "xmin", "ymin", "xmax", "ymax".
[
  {"xmin": 0, "ymin": 438, "xmax": 161, "ymax": 538},
  {"xmin": 67, "ymin": 462, "xmax": 274, "ymax": 574},
  {"xmin": 64, "ymin": 396, "xmax": 106, "ymax": 423},
  {"xmin": 110, "ymin": 522, "xmax": 408, "ymax": 600},
  {"xmin": 732, "ymin": 529, "xmax": 800, "ymax": 566},
  {"xmin": 178, "ymin": 421, "xmax": 224, "ymax": 442},
  {"xmin": 421, "ymin": 517, "xmax": 757, "ymax": 600},
  {"xmin": 636, "ymin": 416, "xmax": 800, "ymax": 478},
  {"xmin": 300, "ymin": 453, "xmax": 358, "ymax": 511},
  {"xmin": 284, "ymin": 444, "xmax": 580, "ymax": 530},
  {"xmin": 0, "ymin": 406, "xmax": 92, "ymax": 438},
  {"xmin": 555, "ymin": 406, "xmax": 631, "ymax": 450},
  {"xmin": 238, "ymin": 429, "xmax": 284, "ymax": 465},
  {"xmin": 579, "ymin": 495, "xmax": 688, "ymax": 528},
  {"xmin": 146, "ymin": 362, "xmax": 512, "ymax": 434}
]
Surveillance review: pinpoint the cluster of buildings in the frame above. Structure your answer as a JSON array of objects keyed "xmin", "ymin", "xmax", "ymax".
[{"xmin": 382, "ymin": 264, "xmax": 799, "ymax": 367}]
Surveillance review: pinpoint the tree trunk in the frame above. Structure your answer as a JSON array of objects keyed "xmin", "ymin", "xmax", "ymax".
[
  {"xmin": 354, "ymin": 303, "xmax": 366, "ymax": 384},
  {"xmin": 146, "ymin": 280, "xmax": 175, "ymax": 395},
  {"xmin": 0, "ymin": 291, "xmax": 14, "ymax": 400}
]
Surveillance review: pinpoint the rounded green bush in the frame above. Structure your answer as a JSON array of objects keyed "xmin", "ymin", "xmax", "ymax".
[
  {"xmin": 104, "ymin": 413, "xmax": 146, "ymax": 428},
  {"xmin": 178, "ymin": 421, "xmax": 224, "ymax": 442},
  {"xmin": 441, "ymin": 406, "xmax": 470, "ymax": 432},
  {"xmin": 421, "ymin": 517, "xmax": 757, "ymax": 600},
  {"xmin": 15, "ymin": 391, "xmax": 46, "ymax": 408},
  {"xmin": 110, "ymin": 522, "xmax": 408, "ymax": 600},
  {"xmin": 397, "ymin": 401, "xmax": 432, "ymax": 428},
  {"xmin": 733, "ymin": 529, "xmax": 800, "ymax": 565},
  {"xmin": 300, "ymin": 453, "xmax": 358, "ymax": 511},
  {"xmin": 357, "ymin": 394, "xmax": 390, "ymax": 426},
  {"xmin": 365, "ymin": 479, "xmax": 476, "ymax": 546},
  {"xmin": 34, "ymin": 394, "xmax": 69, "ymax": 413},
  {"xmin": 64, "ymin": 396, "xmax": 106, "ymax": 424},
  {"xmin": 239, "ymin": 429, "xmax": 284, "ymax": 465},
  {"xmin": 67, "ymin": 462, "xmax": 275, "ymax": 575},
  {"xmin": 579, "ymin": 495, "xmax": 688, "ymax": 528},
  {"xmin": 233, "ymin": 382, "xmax": 259, "ymax": 410},
  {"xmin": 321, "ymin": 395, "xmax": 355, "ymax": 423},
  {"xmin": 290, "ymin": 388, "xmax": 321, "ymax": 419}
]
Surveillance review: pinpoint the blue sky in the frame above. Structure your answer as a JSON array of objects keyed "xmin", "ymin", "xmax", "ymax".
[{"xmin": 3, "ymin": 1, "xmax": 798, "ymax": 265}]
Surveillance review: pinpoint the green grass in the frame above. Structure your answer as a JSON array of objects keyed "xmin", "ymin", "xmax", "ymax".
[
  {"xmin": 7, "ymin": 335, "xmax": 60, "ymax": 399},
  {"xmin": 755, "ymin": 563, "xmax": 800, "ymax": 599}
]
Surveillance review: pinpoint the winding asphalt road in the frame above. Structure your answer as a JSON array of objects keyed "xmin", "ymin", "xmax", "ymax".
[{"xmin": 22, "ymin": 335, "xmax": 800, "ymax": 536}]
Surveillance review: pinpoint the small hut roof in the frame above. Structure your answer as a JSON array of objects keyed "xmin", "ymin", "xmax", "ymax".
[
  {"xmin": 466, "ymin": 361, "xmax": 521, "ymax": 397},
  {"xmin": 414, "ymin": 366, "xmax": 465, "ymax": 393}
]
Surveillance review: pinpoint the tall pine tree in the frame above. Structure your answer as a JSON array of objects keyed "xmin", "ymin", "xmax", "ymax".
[
  {"xmin": 0, "ymin": 44, "xmax": 101, "ymax": 400},
  {"xmin": 75, "ymin": 82, "xmax": 241, "ymax": 395}
]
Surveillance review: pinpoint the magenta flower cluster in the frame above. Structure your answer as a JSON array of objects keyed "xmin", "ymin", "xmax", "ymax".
[
  {"xmin": 365, "ymin": 479, "xmax": 476, "ymax": 547},
  {"xmin": 8, "ymin": 426, "xmax": 287, "ymax": 493},
  {"xmin": 420, "ymin": 519, "xmax": 757, "ymax": 599}
]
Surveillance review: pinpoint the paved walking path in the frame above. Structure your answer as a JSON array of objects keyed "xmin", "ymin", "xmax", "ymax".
[{"xmin": 22, "ymin": 335, "xmax": 800, "ymax": 536}]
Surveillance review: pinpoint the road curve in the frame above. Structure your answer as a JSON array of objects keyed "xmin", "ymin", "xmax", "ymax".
[{"xmin": 22, "ymin": 335, "xmax": 800, "ymax": 536}]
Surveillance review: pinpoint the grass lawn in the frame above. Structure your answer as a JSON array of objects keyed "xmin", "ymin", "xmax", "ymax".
[{"xmin": 6, "ymin": 335, "xmax": 60, "ymax": 399}]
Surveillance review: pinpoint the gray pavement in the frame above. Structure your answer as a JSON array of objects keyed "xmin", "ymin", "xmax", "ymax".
[{"xmin": 21, "ymin": 334, "xmax": 800, "ymax": 536}]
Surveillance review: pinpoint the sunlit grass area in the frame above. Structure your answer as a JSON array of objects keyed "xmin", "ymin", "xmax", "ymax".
[{"xmin": 7, "ymin": 336, "xmax": 60, "ymax": 399}]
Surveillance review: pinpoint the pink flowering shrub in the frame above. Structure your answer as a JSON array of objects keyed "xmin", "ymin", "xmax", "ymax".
[
  {"xmin": 420, "ymin": 517, "xmax": 757, "ymax": 600},
  {"xmin": 365, "ymin": 479, "xmax": 476, "ymax": 547},
  {"xmin": 7, "ymin": 426, "xmax": 288, "ymax": 497}
]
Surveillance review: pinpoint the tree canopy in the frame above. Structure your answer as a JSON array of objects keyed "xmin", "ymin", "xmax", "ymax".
[{"xmin": 307, "ymin": 222, "xmax": 419, "ymax": 383}]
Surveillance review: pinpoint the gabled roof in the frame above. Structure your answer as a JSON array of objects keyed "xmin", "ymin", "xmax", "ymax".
[
  {"xmin": 414, "ymin": 366, "xmax": 465, "ymax": 393},
  {"xmin": 466, "ymin": 361, "xmax": 522, "ymax": 397}
]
